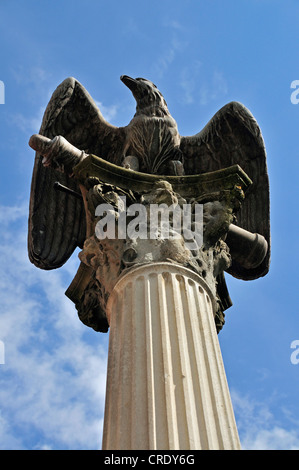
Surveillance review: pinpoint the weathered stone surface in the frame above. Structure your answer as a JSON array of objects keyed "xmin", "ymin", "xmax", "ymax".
[
  {"xmin": 102, "ymin": 263, "xmax": 241, "ymax": 450},
  {"xmin": 63, "ymin": 161, "xmax": 254, "ymax": 332},
  {"xmin": 27, "ymin": 75, "xmax": 270, "ymax": 451},
  {"xmin": 28, "ymin": 75, "xmax": 270, "ymax": 280}
]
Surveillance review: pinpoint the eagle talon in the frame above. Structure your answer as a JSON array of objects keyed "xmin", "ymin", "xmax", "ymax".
[{"xmin": 121, "ymin": 155, "xmax": 139, "ymax": 171}]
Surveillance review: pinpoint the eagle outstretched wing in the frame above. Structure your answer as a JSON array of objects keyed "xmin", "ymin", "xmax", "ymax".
[
  {"xmin": 180, "ymin": 101, "xmax": 270, "ymax": 280},
  {"xmin": 28, "ymin": 77, "xmax": 125, "ymax": 270}
]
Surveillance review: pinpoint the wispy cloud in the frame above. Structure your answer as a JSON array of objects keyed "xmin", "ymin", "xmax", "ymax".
[
  {"xmin": 199, "ymin": 70, "xmax": 228, "ymax": 106},
  {"xmin": 10, "ymin": 107, "xmax": 44, "ymax": 134},
  {"xmin": 0, "ymin": 209, "xmax": 297, "ymax": 450},
  {"xmin": 151, "ymin": 22, "xmax": 188, "ymax": 80},
  {"xmin": 178, "ymin": 61, "xmax": 202, "ymax": 105},
  {"xmin": 152, "ymin": 39, "xmax": 181, "ymax": 79},
  {"xmin": 0, "ymin": 204, "xmax": 108, "ymax": 449},
  {"xmin": 10, "ymin": 67, "xmax": 119, "ymax": 133},
  {"xmin": 231, "ymin": 390, "xmax": 299, "ymax": 450},
  {"xmin": 162, "ymin": 19, "xmax": 185, "ymax": 31},
  {"xmin": 94, "ymin": 100, "xmax": 118, "ymax": 124},
  {"xmin": 177, "ymin": 63, "xmax": 228, "ymax": 107},
  {"xmin": 8, "ymin": 65, "xmax": 53, "ymax": 136},
  {"xmin": 11, "ymin": 65, "xmax": 52, "ymax": 101}
]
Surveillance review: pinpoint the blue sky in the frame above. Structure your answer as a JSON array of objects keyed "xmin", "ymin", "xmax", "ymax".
[{"xmin": 0, "ymin": 0, "xmax": 298, "ymax": 450}]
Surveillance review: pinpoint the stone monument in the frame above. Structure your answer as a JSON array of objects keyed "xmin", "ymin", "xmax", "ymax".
[{"xmin": 28, "ymin": 76, "xmax": 270, "ymax": 450}]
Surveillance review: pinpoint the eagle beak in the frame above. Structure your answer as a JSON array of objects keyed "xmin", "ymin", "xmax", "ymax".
[{"xmin": 120, "ymin": 75, "xmax": 138, "ymax": 93}]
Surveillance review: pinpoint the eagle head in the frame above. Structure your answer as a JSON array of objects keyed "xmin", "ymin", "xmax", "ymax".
[{"xmin": 120, "ymin": 75, "xmax": 169, "ymax": 116}]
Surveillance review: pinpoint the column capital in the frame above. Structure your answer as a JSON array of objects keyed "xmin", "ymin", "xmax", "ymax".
[
  {"xmin": 106, "ymin": 261, "xmax": 217, "ymax": 325},
  {"xmin": 66, "ymin": 155, "xmax": 256, "ymax": 333}
]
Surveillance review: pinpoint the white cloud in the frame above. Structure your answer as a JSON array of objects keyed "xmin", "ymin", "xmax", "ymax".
[
  {"xmin": 9, "ymin": 107, "xmax": 44, "ymax": 135},
  {"xmin": 0, "ymin": 204, "xmax": 108, "ymax": 449},
  {"xmin": 94, "ymin": 100, "xmax": 118, "ymax": 123},
  {"xmin": 10, "ymin": 65, "xmax": 119, "ymax": 134},
  {"xmin": 199, "ymin": 70, "xmax": 228, "ymax": 106},
  {"xmin": 179, "ymin": 71, "xmax": 196, "ymax": 105},
  {"xmin": 0, "ymin": 203, "xmax": 27, "ymax": 224},
  {"xmin": 162, "ymin": 19, "xmax": 185, "ymax": 31},
  {"xmin": 1, "ymin": 203, "xmax": 298, "ymax": 451},
  {"xmin": 231, "ymin": 389, "xmax": 299, "ymax": 450},
  {"xmin": 8, "ymin": 65, "xmax": 55, "ymax": 135},
  {"xmin": 152, "ymin": 35, "xmax": 187, "ymax": 79},
  {"xmin": 177, "ymin": 63, "xmax": 228, "ymax": 107},
  {"xmin": 243, "ymin": 427, "xmax": 299, "ymax": 451},
  {"xmin": 11, "ymin": 65, "xmax": 48, "ymax": 87},
  {"xmin": 178, "ymin": 61, "xmax": 202, "ymax": 105}
]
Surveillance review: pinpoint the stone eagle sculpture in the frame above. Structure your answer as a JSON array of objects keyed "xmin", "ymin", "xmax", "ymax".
[{"xmin": 28, "ymin": 75, "xmax": 270, "ymax": 281}]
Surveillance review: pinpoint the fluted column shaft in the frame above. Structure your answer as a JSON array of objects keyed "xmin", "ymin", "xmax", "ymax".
[{"xmin": 102, "ymin": 262, "xmax": 240, "ymax": 450}]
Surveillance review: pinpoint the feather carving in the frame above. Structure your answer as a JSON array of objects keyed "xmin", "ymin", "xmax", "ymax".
[{"xmin": 28, "ymin": 76, "xmax": 270, "ymax": 281}]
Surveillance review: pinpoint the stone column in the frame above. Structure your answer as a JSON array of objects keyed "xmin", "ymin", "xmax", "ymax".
[
  {"xmin": 102, "ymin": 262, "xmax": 241, "ymax": 450},
  {"xmin": 64, "ymin": 157, "xmax": 255, "ymax": 450},
  {"xmin": 28, "ymin": 92, "xmax": 269, "ymax": 451}
]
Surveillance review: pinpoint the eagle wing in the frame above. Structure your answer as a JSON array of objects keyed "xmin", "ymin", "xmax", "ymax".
[
  {"xmin": 180, "ymin": 101, "xmax": 270, "ymax": 280},
  {"xmin": 28, "ymin": 77, "xmax": 125, "ymax": 270}
]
